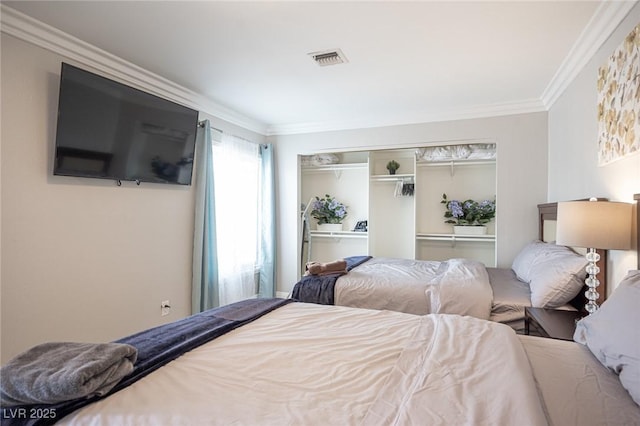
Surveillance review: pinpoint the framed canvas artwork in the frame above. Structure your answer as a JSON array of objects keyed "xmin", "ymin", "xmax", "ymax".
[{"xmin": 597, "ymin": 23, "xmax": 640, "ymax": 166}]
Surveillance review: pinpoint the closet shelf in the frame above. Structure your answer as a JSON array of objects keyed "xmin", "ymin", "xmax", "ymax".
[
  {"xmin": 416, "ymin": 159, "xmax": 495, "ymax": 177},
  {"xmin": 416, "ymin": 160, "xmax": 495, "ymax": 168},
  {"xmin": 310, "ymin": 231, "xmax": 368, "ymax": 239},
  {"xmin": 370, "ymin": 173, "xmax": 414, "ymax": 182},
  {"xmin": 302, "ymin": 163, "xmax": 367, "ymax": 172},
  {"xmin": 416, "ymin": 233, "xmax": 496, "ymax": 242}
]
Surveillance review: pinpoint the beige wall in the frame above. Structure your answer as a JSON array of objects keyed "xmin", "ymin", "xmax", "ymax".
[
  {"xmin": 0, "ymin": 34, "xmax": 263, "ymax": 362},
  {"xmin": 548, "ymin": 3, "xmax": 640, "ymax": 290},
  {"xmin": 7, "ymin": 3, "xmax": 634, "ymax": 361},
  {"xmin": 270, "ymin": 112, "xmax": 549, "ymax": 293}
]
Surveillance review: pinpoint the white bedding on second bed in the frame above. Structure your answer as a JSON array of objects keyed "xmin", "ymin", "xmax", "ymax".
[
  {"xmin": 487, "ymin": 267, "xmax": 577, "ymax": 332},
  {"xmin": 335, "ymin": 257, "xmax": 494, "ymax": 319},
  {"xmin": 59, "ymin": 302, "xmax": 545, "ymax": 425}
]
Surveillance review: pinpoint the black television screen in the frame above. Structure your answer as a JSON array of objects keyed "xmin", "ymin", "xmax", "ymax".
[{"xmin": 54, "ymin": 63, "xmax": 199, "ymax": 185}]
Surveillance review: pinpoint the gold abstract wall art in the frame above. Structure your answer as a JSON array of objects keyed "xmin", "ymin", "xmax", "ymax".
[{"xmin": 597, "ymin": 22, "xmax": 640, "ymax": 166}]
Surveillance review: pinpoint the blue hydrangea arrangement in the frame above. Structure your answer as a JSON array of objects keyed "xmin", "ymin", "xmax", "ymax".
[
  {"xmin": 311, "ymin": 194, "xmax": 348, "ymax": 224},
  {"xmin": 441, "ymin": 193, "xmax": 496, "ymax": 226}
]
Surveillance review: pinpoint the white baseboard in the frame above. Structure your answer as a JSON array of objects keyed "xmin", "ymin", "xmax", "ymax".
[{"xmin": 276, "ymin": 291, "xmax": 290, "ymax": 299}]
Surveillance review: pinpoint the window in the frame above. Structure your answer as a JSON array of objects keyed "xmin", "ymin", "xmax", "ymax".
[{"xmin": 211, "ymin": 133, "xmax": 261, "ymax": 306}]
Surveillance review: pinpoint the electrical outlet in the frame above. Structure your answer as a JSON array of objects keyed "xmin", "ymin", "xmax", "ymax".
[{"xmin": 161, "ymin": 300, "xmax": 171, "ymax": 316}]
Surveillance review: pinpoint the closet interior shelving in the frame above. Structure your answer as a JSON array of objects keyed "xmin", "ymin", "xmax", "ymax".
[{"xmin": 300, "ymin": 143, "xmax": 497, "ymax": 270}]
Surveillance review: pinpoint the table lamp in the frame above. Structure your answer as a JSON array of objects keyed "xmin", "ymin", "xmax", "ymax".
[{"xmin": 556, "ymin": 198, "xmax": 632, "ymax": 314}]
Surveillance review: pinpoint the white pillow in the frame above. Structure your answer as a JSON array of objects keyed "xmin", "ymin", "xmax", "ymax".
[
  {"xmin": 528, "ymin": 244, "xmax": 587, "ymax": 308},
  {"xmin": 511, "ymin": 240, "xmax": 547, "ymax": 283},
  {"xmin": 574, "ymin": 270, "xmax": 640, "ymax": 406},
  {"xmin": 512, "ymin": 241, "xmax": 587, "ymax": 308}
]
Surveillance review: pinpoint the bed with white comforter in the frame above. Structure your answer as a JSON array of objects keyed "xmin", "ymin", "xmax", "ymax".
[
  {"xmin": 4, "ymin": 272, "xmax": 640, "ymax": 426},
  {"xmin": 59, "ymin": 302, "xmax": 545, "ymax": 425},
  {"xmin": 335, "ymin": 257, "xmax": 493, "ymax": 319},
  {"xmin": 292, "ymin": 256, "xmax": 494, "ymax": 320},
  {"xmin": 293, "ymin": 240, "xmax": 592, "ymax": 332}
]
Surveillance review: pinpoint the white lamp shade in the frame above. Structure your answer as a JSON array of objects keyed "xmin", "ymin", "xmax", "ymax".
[{"xmin": 556, "ymin": 200, "xmax": 632, "ymax": 250}]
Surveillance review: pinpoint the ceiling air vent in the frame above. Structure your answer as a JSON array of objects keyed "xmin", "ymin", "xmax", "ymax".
[{"xmin": 308, "ymin": 49, "xmax": 348, "ymax": 67}]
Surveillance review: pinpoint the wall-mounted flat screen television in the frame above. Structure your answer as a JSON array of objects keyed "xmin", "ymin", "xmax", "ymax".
[{"xmin": 54, "ymin": 63, "xmax": 199, "ymax": 185}]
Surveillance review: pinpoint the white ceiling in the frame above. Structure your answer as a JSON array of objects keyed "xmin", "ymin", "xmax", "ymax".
[{"xmin": 2, "ymin": 1, "xmax": 632, "ymax": 135}]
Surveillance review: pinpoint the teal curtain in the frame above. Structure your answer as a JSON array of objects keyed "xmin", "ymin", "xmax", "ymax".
[
  {"xmin": 192, "ymin": 120, "xmax": 219, "ymax": 313},
  {"xmin": 258, "ymin": 143, "xmax": 276, "ymax": 298}
]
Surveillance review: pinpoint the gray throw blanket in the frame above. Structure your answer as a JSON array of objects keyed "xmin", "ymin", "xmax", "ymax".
[
  {"xmin": 0, "ymin": 342, "xmax": 137, "ymax": 407},
  {"xmin": 1, "ymin": 298, "xmax": 291, "ymax": 426}
]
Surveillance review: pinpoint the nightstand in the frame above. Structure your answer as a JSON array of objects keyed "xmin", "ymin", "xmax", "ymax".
[{"xmin": 524, "ymin": 307, "xmax": 584, "ymax": 341}]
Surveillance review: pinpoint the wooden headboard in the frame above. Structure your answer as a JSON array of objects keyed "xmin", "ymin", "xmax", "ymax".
[
  {"xmin": 537, "ymin": 200, "xmax": 607, "ymax": 311},
  {"xmin": 636, "ymin": 193, "xmax": 640, "ymax": 270}
]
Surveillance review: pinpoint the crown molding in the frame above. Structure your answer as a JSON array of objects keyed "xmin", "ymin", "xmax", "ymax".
[
  {"xmin": 266, "ymin": 98, "xmax": 546, "ymax": 136},
  {"xmin": 541, "ymin": 0, "xmax": 636, "ymax": 108},
  {"xmin": 3, "ymin": 2, "xmax": 632, "ymax": 137},
  {"xmin": 0, "ymin": 4, "xmax": 268, "ymax": 135}
]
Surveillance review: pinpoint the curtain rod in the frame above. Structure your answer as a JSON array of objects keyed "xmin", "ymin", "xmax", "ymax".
[
  {"xmin": 197, "ymin": 120, "xmax": 223, "ymax": 134},
  {"xmin": 197, "ymin": 120, "xmax": 259, "ymax": 146}
]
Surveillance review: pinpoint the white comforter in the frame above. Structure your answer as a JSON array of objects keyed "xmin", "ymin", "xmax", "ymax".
[
  {"xmin": 336, "ymin": 257, "xmax": 494, "ymax": 319},
  {"xmin": 59, "ymin": 303, "xmax": 546, "ymax": 425}
]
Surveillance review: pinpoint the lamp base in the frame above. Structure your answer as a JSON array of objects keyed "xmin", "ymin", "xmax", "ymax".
[{"xmin": 584, "ymin": 248, "xmax": 601, "ymax": 314}]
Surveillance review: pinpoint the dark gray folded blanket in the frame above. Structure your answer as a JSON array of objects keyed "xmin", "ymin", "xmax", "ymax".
[{"xmin": 0, "ymin": 342, "xmax": 137, "ymax": 407}]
